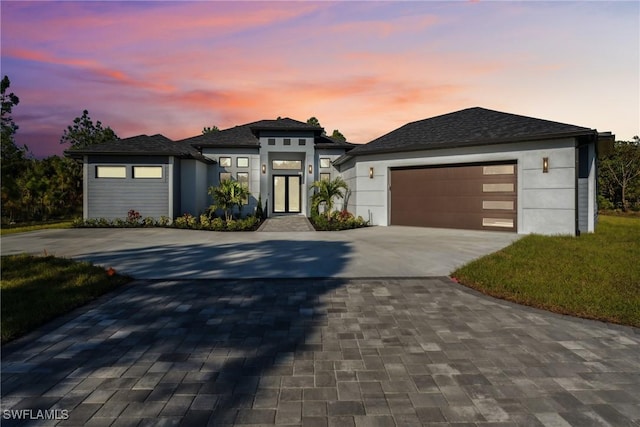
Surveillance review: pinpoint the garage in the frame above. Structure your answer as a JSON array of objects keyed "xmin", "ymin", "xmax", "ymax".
[{"xmin": 390, "ymin": 162, "xmax": 517, "ymax": 231}]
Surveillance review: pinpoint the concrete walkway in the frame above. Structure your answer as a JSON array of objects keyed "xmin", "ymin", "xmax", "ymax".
[
  {"xmin": 2, "ymin": 278, "xmax": 639, "ymax": 426},
  {"xmin": 0, "ymin": 226, "xmax": 520, "ymax": 278},
  {"xmin": 258, "ymin": 216, "xmax": 315, "ymax": 232}
]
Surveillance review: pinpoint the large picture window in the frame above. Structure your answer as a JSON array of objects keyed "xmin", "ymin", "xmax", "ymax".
[
  {"xmin": 96, "ymin": 166, "xmax": 126, "ymax": 178},
  {"xmin": 133, "ymin": 166, "xmax": 163, "ymax": 179},
  {"xmin": 272, "ymin": 160, "xmax": 301, "ymax": 170}
]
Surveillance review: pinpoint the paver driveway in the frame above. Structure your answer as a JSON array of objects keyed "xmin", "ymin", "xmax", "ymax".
[{"xmin": 2, "ymin": 278, "xmax": 639, "ymax": 426}]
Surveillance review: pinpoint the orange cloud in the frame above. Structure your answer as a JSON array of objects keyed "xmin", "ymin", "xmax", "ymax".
[{"xmin": 5, "ymin": 47, "xmax": 175, "ymax": 92}]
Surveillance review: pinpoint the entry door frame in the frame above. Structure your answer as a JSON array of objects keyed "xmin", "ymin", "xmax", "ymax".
[{"xmin": 272, "ymin": 175, "xmax": 302, "ymax": 214}]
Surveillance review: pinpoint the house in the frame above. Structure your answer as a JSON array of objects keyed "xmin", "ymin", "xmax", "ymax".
[
  {"xmin": 66, "ymin": 108, "xmax": 614, "ymax": 235},
  {"xmin": 66, "ymin": 118, "xmax": 354, "ymax": 220}
]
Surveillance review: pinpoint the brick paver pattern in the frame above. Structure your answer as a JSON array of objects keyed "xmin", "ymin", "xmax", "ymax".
[{"xmin": 2, "ymin": 278, "xmax": 639, "ymax": 426}]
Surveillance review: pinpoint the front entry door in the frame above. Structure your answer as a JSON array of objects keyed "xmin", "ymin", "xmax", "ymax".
[{"xmin": 273, "ymin": 175, "xmax": 301, "ymax": 213}]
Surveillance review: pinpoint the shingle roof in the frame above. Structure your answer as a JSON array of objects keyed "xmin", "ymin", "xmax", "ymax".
[
  {"xmin": 65, "ymin": 134, "xmax": 214, "ymax": 163},
  {"xmin": 180, "ymin": 125, "xmax": 259, "ymax": 148},
  {"xmin": 314, "ymin": 134, "xmax": 356, "ymax": 150},
  {"xmin": 346, "ymin": 107, "xmax": 596, "ymax": 157},
  {"xmin": 179, "ymin": 117, "xmax": 326, "ymax": 148}
]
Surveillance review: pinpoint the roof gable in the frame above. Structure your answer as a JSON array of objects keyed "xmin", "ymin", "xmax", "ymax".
[{"xmin": 349, "ymin": 107, "xmax": 596, "ymax": 156}]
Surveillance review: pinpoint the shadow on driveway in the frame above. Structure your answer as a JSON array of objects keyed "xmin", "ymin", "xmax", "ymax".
[
  {"xmin": 78, "ymin": 239, "xmax": 352, "ymax": 279},
  {"xmin": 1, "ymin": 240, "xmax": 351, "ymax": 425}
]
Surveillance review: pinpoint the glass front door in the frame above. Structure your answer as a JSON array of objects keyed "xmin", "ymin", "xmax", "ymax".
[{"xmin": 273, "ymin": 175, "xmax": 301, "ymax": 213}]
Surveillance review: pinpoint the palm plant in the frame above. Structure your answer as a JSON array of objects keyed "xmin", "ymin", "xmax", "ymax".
[
  {"xmin": 208, "ymin": 180, "xmax": 250, "ymax": 221},
  {"xmin": 310, "ymin": 177, "xmax": 348, "ymax": 219}
]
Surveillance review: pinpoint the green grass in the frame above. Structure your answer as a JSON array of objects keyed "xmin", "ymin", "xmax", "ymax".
[
  {"xmin": 1, "ymin": 220, "xmax": 74, "ymax": 235},
  {"xmin": 452, "ymin": 216, "xmax": 640, "ymax": 327},
  {"xmin": 1, "ymin": 255, "xmax": 131, "ymax": 344}
]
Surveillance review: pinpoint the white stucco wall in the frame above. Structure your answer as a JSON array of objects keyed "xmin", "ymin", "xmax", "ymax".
[{"xmin": 341, "ymin": 138, "xmax": 583, "ymax": 235}]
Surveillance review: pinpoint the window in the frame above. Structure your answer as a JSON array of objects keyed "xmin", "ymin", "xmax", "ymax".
[
  {"xmin": 283, "ymin": 138, "xmax": 291, "ymax": 146},
  {"xmin": 219, "ymin": 172, "xmax": 231, "ymax": 182},
  {"xmin": 133, "ymin": 166, "xmax": 163, "ymax": 179},
  {"xmin": 272, "ymin": 160, "xmax": 301, "ymax": 170},
  {"xmin": 483, "ymin": 165, "xmax": 514, "ymax": 175},
  {"xmin": 237, "ymin": 157, "xmax": 249, "ymax": 168},
  {"xmin": 483, "ymin": 183, "xmax": 514, "ymax": 192},
  {"xmin": 298, "ymin": 139, "xmax": 306, "ymax": 146},
  {"xmin": 320, "ymin": 158, "xmax": 331, "ymax": 168},
  {"xmin": 96, "ymin": 166, "xmax": 126, "ymax": 178},
  {"xmin": 268, "ymin": 138, "xmax": 276, "ymax": 145},
  {"xmin": 237, "ymin": 172, "xmax": 249, "ymax": 187},
  {"xmin": 219, "ymin": 157, "xmax": 232, "ymax": 167},
  {"xmin": 320, "ymin": 173, "xmax": 331, "ymax": 181}
]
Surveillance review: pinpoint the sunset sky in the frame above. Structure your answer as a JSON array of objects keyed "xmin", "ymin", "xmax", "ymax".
[{"xmin": 2, "ymin": 1, "xmax": 638, "ymax": 158}]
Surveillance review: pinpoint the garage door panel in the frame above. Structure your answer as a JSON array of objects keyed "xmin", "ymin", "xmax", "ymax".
[{"xmin": 390, "ymin": 163, "xmax": 517, "ymax": 232}]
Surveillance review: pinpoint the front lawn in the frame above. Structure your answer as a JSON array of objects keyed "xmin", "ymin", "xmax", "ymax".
[
  {"xmin": 452, "ymin": 216, "xmax": 640, "ymax": 327},
  {"xmin": 1, "ymin": 255, "xmax": 131, "ymax": 344},
  {"xmin": 1, "ymin": 220, "xmax": 74, "ymax": 236}
]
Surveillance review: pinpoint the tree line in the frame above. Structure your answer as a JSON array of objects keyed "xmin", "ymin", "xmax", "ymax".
[{"xmin": 1, "ymin": 76, "xmax": 117, "ymax": 223}]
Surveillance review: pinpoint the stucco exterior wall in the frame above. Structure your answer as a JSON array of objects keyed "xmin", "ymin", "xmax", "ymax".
[
  {"xmin": 202, "ymin": 147, "xmax": 261, "ymax": 215},
  {"xmin": 342, "ymin": 138, "xmax": 585, "ymax": 235},
  {"xmin": 180, "ymin": 159, "xmax": 211, "ymax": 216}
]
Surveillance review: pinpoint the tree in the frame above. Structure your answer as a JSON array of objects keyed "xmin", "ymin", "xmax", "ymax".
[
  {"xmin": 1, "ymin": 75, "xmax": 20, "ymax": 143},
  {"xmin": 331, "ymin": 129, "xmax": 346, "ymax": 142},
  {"xmin": 599, "ymin": 137, "xmax": 640, "ymax": 211},
  {"xmin": 202, "ymin": 125, "xmax": 220, "ymax": 134},
  {"xmin": 60, "ymin": 110, "xmax": 118, "ymax": 149},
  {"xmin": 310, "ymin": 177, "xmax": 348, "ymax": 218},
  {"xmin": 306, "ymin": 117, "xmax": 321, "ymax": 127},
  {"xmin": 208, "ymin": 180, "xmax": 251, "ymax": 221},
  {"xmin": 1, "ymin": 76, "xmax": 28, "ymax": 221}
]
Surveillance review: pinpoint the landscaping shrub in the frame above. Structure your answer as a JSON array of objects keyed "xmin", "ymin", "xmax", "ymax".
[{"xmin": 310, "ymin": 210, "xmax": 368, "ymax": 231}]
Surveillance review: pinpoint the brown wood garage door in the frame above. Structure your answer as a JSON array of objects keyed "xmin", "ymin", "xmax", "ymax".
[{"xmin": 390, "ymin": 162, "xmax": 517, "ymax": 232}]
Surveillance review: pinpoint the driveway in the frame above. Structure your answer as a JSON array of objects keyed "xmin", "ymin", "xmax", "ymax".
[
  {"xmin": 2, "ymin": 278, "xmax": 639, "ymax": 426},
  {"xmin": 0, "ymin": 226, "xmax": 520, "ymax": 278}
]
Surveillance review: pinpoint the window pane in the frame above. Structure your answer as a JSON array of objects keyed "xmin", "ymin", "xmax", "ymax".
[
  {"xmin": 320, "ymin": 158, "xmax": 331, "ymax": 168},
  {"xmin": 482, "ymin": 200, "xmax": 514, "ymax": 210},
  {"xmin": 237, "ymin": 172, "xmax": 249, "ymax": 187},
  {"xmin": 237, "ymin": 157, "xmax": 249, "ymax": 168},
  {"xmin": 320, "ymin": 173, "xmax": 331, "ymax": 181},
  {"xmin": 283, "ymin": 138, "xmax": 291, "ymax": 145},
  {"xmin": 483, "ymin": 183, "xmax": 514, "ymax": 192},
  {"xmin": 298, "ymin": 139, "xmax": 306, "ymax": 146},
  {"xmin": 272, "ymin": 160, "xmax": 301, "ymax": 170},
  {"xmin": 268, "ymin": 138, "xmax": 275, "ymax": 145},
  {"xmin": 483, "ymin": 165, "xmax": 514, "ymax": 175},
  {"xmin": 482, "ymin": 218, "xmax": 514, "ymax": 228},
  {"xmin": 133, "ymin": 166, "xmax": 163, "ymax": 179},
  {"xmin": 220, "ymin": 172, "xmax": 231, "ymax": 182},
  {"xmin": 219, "ymin": 157, "xmax": 231, "ymax": 167},
  {"xmin": 96, "ymin": 166, "xmax": 126, "ymax": 178}
]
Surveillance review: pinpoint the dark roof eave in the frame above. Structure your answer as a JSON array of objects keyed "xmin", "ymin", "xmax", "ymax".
[
  {"xmin": 64, "ymin": 150, "xmax": 215, "ymax": 164},
  {"xmin": 347, "ymin": 129, "xmax": 598, "ymax": 158}
]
